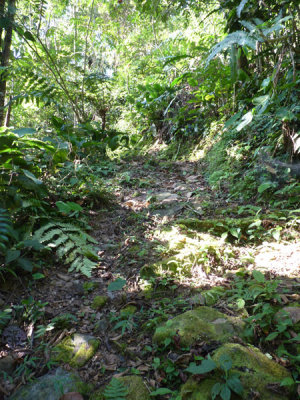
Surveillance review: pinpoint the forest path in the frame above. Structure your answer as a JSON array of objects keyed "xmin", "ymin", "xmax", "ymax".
[{"xmin": 2, "ymin": 154, "xmax": 299, "ymax": 399}]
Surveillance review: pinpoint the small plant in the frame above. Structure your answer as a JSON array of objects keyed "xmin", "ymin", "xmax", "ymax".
[
  {"xmin": 103, "ymin": 378, "xmax": 128, "ymax": 400},
  {"xmin": 185, "ymin": 355, "xmax": 243, "ymax": 400}
]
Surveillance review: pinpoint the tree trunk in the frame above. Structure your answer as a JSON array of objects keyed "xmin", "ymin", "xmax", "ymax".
[{"xmin": 0, "ymin": 0, "xmax": 16, "ymax": 126}]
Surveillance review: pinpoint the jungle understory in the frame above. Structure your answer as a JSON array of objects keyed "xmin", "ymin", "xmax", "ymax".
[{"xmin": 0, "ymin": 147, "xmax": 299, "ymax": 400}]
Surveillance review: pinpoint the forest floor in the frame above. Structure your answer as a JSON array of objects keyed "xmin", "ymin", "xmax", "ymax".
[{"xmin": 1, "ymin": 152, "xmax": 300, "ymax": 399}]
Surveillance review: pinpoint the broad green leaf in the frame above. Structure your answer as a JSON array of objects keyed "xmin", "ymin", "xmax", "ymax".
[
  {"xmin": 24, "ymin": 31, "xmax": 36, "ymax": 41},
  {"xmin": 280, "ymin": 377, "xmax": 295, "ymax": 387},
  {"xmin": 236, "ymin": 111, "xmax": 253, "ymax": 131},
  {"xmin": 236, "ymin": 298, "xmax": 245, "ymax": 309},
  {"xmin": 252, "ymin": 270, "xmax": 265, "ymax": 283},
  {"xmin": 32, "ymin": 273, "xmax": 45, "ymax": 280},
  {"xmin": 22, "ymin": 170, "xmax": 43, "ymax": 185},
  {"xmin": 150, "ymin": 388, "xmax": 173, "ymax": 396},
  {"xmin": 211, "ymin": 382, "xmax": 222, "ymax": 399},
  {"xmin": 108, "ymin": 278, "xmax": 126, "ymax": 292},
  {"xmin": 227, "ymin": 376, "xmax": 244, "ymax": 395},
  {"xmin": 219, "ymin": 354, "xmax": 232, "ymax": 372},
  {"xmin": 13, "ymin": 127, "xmax": 36, "ymax": 136},
  {"xmin": 185, "ymin": 359, "xmax": 216, "ymax": 374},
  {"xmin": 265, "ymin": 331, "xmax": 279, "ymax": 341},
  {"xmin": 220, "ymin": 385, "xmax": 231, "ymax": 400},
  {"xmin": 5, "ymin": 250, "xmax": 21, "ymax": 263},
  {"xmin": 258, "ymin": 182, "xmax": 274, "ymax": 193}
]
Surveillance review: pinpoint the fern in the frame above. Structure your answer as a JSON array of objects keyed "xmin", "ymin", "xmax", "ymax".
[
  {"xmin": 104, "ymin": 378, "xmax": 128, "ymax": 400},
  {"xmin": 0, "ymin": 208, "xmax": 12, "ymax": 254},
  {"xmin": 33, "ymin": 221, "xmax": 98, "ymax": 277},
  {"xmin": 206, "ymin": 31, "xmax": 257, "ymax": 66},
  {"xmin": 237, "ymin": 0, "xmax": 249, "ymax": 18}
]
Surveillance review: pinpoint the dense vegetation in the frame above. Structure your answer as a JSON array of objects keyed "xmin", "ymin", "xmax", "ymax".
[{"xmin": 0, "ymin": 0, "xmax": 299, "ymax": 399}]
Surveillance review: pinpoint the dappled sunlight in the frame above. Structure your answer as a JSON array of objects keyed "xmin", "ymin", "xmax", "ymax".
[{"xmin": 254, "ymin": 241, "xmax": 300, "ymax": 278}]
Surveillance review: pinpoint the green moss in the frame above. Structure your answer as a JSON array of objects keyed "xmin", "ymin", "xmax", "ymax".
[
  {"xmin": 180, "ymin": 378, "xmax": 217, "ymax": 400},
  {"xmin": 91, "ymin": 295, "xmax": 108, "ymax": 310},
  {"xmin": 153, "ymin": 306, "xmax": 244, "ymax": 347},
  {"xmin": 83, "ymin": 281, "xmax": 99, "ymax": 293},
  {"xmin": 212, "ymin": 343, "xmax": 293, "ymax": 399},
  {"xmin": 71, "ymin": 338, "xmax": 99, "ymax": 367},
  {"xmin": 90, "ymin": 375, "xmax": 150, "ymax": 400},
  {"xmin": 120, "ymin": 305, "xmax": 137, "ymax": 317},
  {"xmin": 52, "ymin": 334, "xmax": 100, "ymax": 367}
]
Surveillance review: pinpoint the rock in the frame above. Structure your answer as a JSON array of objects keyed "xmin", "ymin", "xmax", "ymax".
[
  {"xmin": 181, "ymin": 344, "xmax": 293, "ymax": 400},
  {"xmin": 155, "ymin": 192, "xmax": 179, "ymax": 203},
  {"xmin": 0, "ymin": 355, "xmax": 15, "ymax": 375},
  {"xmin": 181, "ymin": 378, "xmax": 216, "ymax": 400},
  {"xmin": 52, "ymin": 333, "xmax": 100, "ymax": 367},
  {"xmin": 275, "ymin": 305, "xmax": 300, "ymax": 325},
  {"xmin": 90, "ymin": 375, "xmax": 150, "ymax": 400},
  {"xmin": 153, "ymin": 306, "xmax": 244, "ymax": 347},
  {"xmin": 9, "ymin": 368, "xmax": 91, "ymax": 400},
  {"xmin": 91, "ymin": 296, "xmax": 108, "ymax": 310},
  {"xmin": 57, "ymin": 273, "xmax": 71, "ymax": 282}
]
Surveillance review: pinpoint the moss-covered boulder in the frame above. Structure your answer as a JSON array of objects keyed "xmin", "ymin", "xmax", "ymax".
[
  {"xmin": 91, "ymin": 295, "xmax": 108, "ymax": 310},
  {"xmin": 153, "ymin": 306, "xmax": 244, "ymax": 347},
  {"xmin": 180, "ymin": 378, "xmax": 217, "ymax": 400},
  {"xmin": 181, "ymin": 344, "xmax": 293, "ymax": 400},
  {"xmin": 214, "ymin": 344, "xmax": 292, "ymax": 399},
  {"xmin": 90, "ymin": 375, "xmax": 150, "ymax": 400},
  {"xmin": 52, "ymin": 333, "xmax": 100, "ymax": 367},
  {"xmin": 9, "ymin": 368, "xmax": 92, "ymax": 400}
]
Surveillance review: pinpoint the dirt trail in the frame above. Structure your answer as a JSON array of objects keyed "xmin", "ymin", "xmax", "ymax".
[{"xmin": 1, "ymin": 155, "xmax": 299, "ymax": 398}]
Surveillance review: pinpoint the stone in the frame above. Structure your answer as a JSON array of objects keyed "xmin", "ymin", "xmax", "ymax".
[
  {"xmin": 90, "ymin": 375, "xmax": 150, "ymax": 400},
  {"xmin": 275, "ymin": 305, "xmax": 300, "ymax": 325},
  {"xmin": 155, "ymin": 192, "xmax": 179, "ymax": 203},
  {"xmin": 0, "ymin": 355, "xmax": 15, "ymax": 375},
  {"xmin": 180, "ymin": 344, "xmax": 293, "ymax": 400},
  {"xmin": 9, "ymin": 368, "xmax": 92, "ymax": 400},
  {"xmin": 52, "ymin": 333, "xmax": 100, "ymax": 367},
  {"xmin": 91, "ymin": 296, "xmax": 108, "ymax": 310},
  {"xmin": 153, "ymin": 306, "xmax": 244, "ymax": 347}
]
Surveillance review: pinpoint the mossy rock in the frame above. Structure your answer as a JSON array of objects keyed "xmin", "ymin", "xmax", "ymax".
[
  {"xmin": 153, "ymin": 306, "xmax": 244, "ymax": 347},
  {"xmin": 52, "ymin": 333, "xmax": 100, "ymax": 367},
  {"xmin": 9, "ymin": 367, "xmax": 93, "ymax": 400},
  {"xmin": 91, "ymin": 295, "xmax": 108, "ymax": 310},
  {"xmin": 181, "ymin": 343, "xmax": 293, "ymax": 400},
  {"xmin": 90, "ymin": 375, "xmax": 150, "ymax": 400},
  {"xmin": 213, "ymin": 343, "xmax": 293, "ymax": 399},
  {"xmin": 180, "ymin": 378, "xmax": 217, "ymax": 400}
]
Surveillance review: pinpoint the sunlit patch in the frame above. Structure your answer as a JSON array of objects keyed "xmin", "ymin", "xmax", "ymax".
[{"xmin": 254, "ymin": 242, "xmax": 300, "ymax": 278}]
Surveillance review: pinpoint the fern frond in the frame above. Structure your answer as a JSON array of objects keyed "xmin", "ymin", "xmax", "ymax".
[
  {"xmin": 206, "ymin": 31, "xmax": 257, "ymax": 66},
  {"xmin": 0, "ymin": 208, "xmax": 12, "ymax": 254},
  {"xmin": 33, "ymin": 221, "xmax": 99, "ymax": 277},
  {"xmin": 237, "ymin": 0, "xmax": 249, "ymax": 18},
  {"xmin": 103, "ymin": 378, "xmax": 128, "ymax": 400}
]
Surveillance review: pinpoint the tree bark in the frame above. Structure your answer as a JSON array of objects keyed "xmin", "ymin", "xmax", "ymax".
[{"xmin": 0, "ymin": 0, "xmax": 16, "ymax": 126}]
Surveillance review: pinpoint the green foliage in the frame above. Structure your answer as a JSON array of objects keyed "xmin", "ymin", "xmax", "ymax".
[
  {"xmin": 103, "ymin": 378, "xmax": 129, "ymax": 400},
  {"xmin": 108, "ymin": 278, "xmax": 127, "ymax": 292},
  {"xmin": 0, "ymin": 208, "xmax": 12, "ymax": 254},
  {"xmin": 33, "ymin": 221, "xmax": 99, "ymax": 277},
  {"xmin": 185, "ymin": 355, "xmax": 244, "ymax": 400}
]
